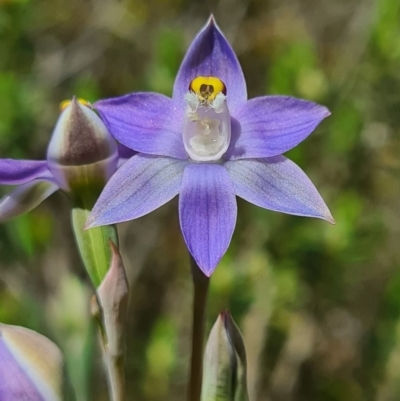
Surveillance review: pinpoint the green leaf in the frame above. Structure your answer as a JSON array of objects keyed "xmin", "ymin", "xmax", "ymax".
[{"xmin": 71, "ymin": 206, "xmax": 118, "ymax": 287}]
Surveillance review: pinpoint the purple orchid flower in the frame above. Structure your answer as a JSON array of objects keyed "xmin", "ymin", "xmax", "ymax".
[
  {"xmin": 0, "ymin": 323, "xmax": 65, "ymax": 401},
  {"xmin": 88, "ymin": 17, "xmax": 334, "ymax": 276},
  {"xmin": 0, "ymin": 98, "xmax": 132, "ymax": 221}
]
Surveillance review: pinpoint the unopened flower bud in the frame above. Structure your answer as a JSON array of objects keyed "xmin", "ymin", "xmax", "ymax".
[
  {"xmin": 47, "ymin": 97, "xmax": 118, "ymax": 194},
  {"xmin": 201, "ymin": 311, "xmax": 249, "ymax": 401},
  {"xmin": 0, "ymin": 323, "xmax": 67, "ymax": 401},
  {"xmin": 97, "ymin": 241, "xmax": 129, "ymax": 357}
]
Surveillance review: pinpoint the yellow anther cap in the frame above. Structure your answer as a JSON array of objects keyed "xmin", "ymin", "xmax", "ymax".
[
  {"xmin": 189, "ymin": 76, "xmax": 226, "ymax": 101},
  {"xmin": 59, "ymin": 98, "xmax": 91, "ymax": 111}
]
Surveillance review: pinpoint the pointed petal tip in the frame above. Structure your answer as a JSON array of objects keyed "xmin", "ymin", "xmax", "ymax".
[
  {"xmin": 207, "ymin": 14, "xmax": 216, "ymax": 26},
  {"xmin": 85, "ymin": 214, "xmax": 131, "ymax": 229},
  {"xmin": 203, "ymin": 13, "xmax": 225, "ymax": 33},
  {"xmin": 203, "ymin": 14, "xmax": 223, "ymax": 35},
  {"xmin": 84, "ymin": 219, "xmax": 98, "ymax": 230},
  {"xmin": 316, "ymin": 208, "xmax": 334, "ymax": 224},
  {"xmin": 203, "ymin": 267, "xmax": 215, "ymax": 278},
  {"xmin": 321, "ymin": 204, "xmax": 335, "ymax": 224},
  {"xmin": 83, "ymin": 214, "xmax": 99, "ymax": 230},
  {"xmin": 306, "ymin": 207, "xmax": 335, "ymax": 224},
  {"xmin": 192, "ymin": 255, "xmax": 215, "ymax": 277},
  {"xmin": 326, "ymin": 213, "xmax": 336, "ymax": 225},
  {"xmin": 84, "ymin": 211, "xmax": 118, "ymax": 230},
  {"xmin": 322, "ymin": 106, "xmax": 331, "ymax": 119}
]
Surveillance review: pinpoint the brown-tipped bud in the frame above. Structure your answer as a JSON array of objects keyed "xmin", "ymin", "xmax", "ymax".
[
  {"xmin": 46, "ymin": 97, "xmax": 118, "ymax": 193},
  {"xmin": 97, "ymin": 241, "xmax": 129, "ymax": 357}
]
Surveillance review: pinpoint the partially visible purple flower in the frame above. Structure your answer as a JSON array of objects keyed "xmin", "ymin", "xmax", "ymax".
[
  {"xmin": 0, "ymin": 323, "xmax": 65, "ymax": 401},
  {"xmin": 88, "ymin": 17, "xmax": 334, "ymax": 276},
  {"xmin": 0, "ymin": 98, "xmax": 126, "ymax": 221}
]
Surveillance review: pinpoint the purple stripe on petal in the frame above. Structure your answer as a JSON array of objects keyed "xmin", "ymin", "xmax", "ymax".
[
  {"xmin": 0, "ymin": 179, "xmax": 59, "ymax": 222},
  {"xmin": 225, "ymin": 157, "xmax": 334, "ymax": 222},
  {"xmin": 87, "ymin": 154, "xmax": 187, "ymax": 227},
  {"xmin": 0, "ymin": 159, "xmax": 51, "ymax": 185},
  {"xmin": 173, "ymin": 17, "xmax": 247, "ymax": 114},
  {"xmin": 226, "ymin": 96, "xmax": 330, "ymax": 160},
  {"xmin": 95, "ymin": 93, "xmax": 187, "ymax": 160},
  {"xmin": 0, "ymin": 338, "xmax": 44, "ymax": 401},
  {"xmin": 179, "ymin": 163, "xmax": 237, "ymax": 276}
]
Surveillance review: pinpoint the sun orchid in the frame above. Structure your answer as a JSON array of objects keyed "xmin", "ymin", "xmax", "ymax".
[
  {"xmin": 88, "ymin": 17, "xmax": 334, "ymax": 276},
  {"xmin": 0, "ymin": 98, "xmax": 127, "ymax": 221}
]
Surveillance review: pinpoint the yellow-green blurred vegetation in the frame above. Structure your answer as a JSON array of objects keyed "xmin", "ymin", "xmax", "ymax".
[{"xmin": 1, "ymin": 0, "xmax": 400, "ymax": 400}]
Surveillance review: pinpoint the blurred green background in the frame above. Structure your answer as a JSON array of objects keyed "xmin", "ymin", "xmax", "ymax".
[{"xmin": 1, "ymin": 0, "xmax": 400, "ymax": 400}]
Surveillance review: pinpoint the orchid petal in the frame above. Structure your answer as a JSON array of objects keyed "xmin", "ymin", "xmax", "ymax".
[
  {"xmin": 0, "ymin": 159, "xmax": 51, "ymax": 185},
  {"xmin": 0, "ymin": 179, "xmax": 59, "ymax": 222},
  {"xmin": 117, "ymin": 144, "xmax": 136, "ymax": 159},
  {"xmin": 179, "ymin": 164, "xmax": 237, "ymax": 276},
  {"xmin": 0, "ymin": 324, "xmax": 65, "ymax": 401},
  {"xmin": 0, "ymin": 338, "xmax": 44, "ymax": 401},
  {"xmin": 95, "ymin": 93, "xmax": 187, "ymax": 159},
  {"xmin": 173, "ymin": 16, "xmax": 247, "ymax": 114},
  {"xmin": 226, "ymin": 96, "xmax": 330, "ymax": 160},
  {"xmin": 117, "ymin": 143, "xmax": 136, "ymax": 163},
  {"xmin": 87, "ymin": 155, "xmax": 186, "ymax": 227},
  {"xmin": 225, "ymin": 157, "xmax": 334, "ymax": 222}
]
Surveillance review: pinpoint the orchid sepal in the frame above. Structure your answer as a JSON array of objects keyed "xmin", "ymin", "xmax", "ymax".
[{"xmin": 0, "ymin": 323, "xmax": 71, "ymax": 401}]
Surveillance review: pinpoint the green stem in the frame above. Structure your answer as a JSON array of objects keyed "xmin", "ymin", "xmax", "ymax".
[
  {"xmin": 93, "ymin": 296, "xmax": 127, "ymax": 401},
  {"xmin": 187, "ymin": 256, "xmax": 210, "ymax": 401},
  {"xmin": 103, "ymin": 348, "xmax": 126, "ymax": 401},
  {"xmin": 71, "ymin": 192, "xmax": 125, "ymax": 400}
]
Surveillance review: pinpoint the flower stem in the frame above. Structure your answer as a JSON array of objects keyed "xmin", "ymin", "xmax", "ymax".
[
  {"xmin": 93, "ymin": 297, "xmax": 127, "ymax": 401},
  {"xmin": 103, "ymin": 350, "xmax": 126, "ymax": 401},
  {"xmin": 187, "ymin": 256, "xmax": 210, "ymax": 401},
  {"xmin": 72, "ymin": 194, "xmax": 127, "ymax": 401}
]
